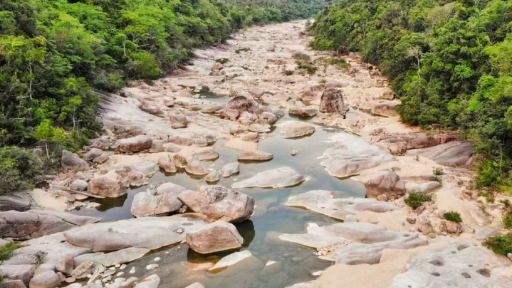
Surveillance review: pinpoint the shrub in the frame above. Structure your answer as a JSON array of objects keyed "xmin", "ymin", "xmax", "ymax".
[
  {"xmin": 503, "ymin": 209, "xmax": 512, "ymax": 229},
  {"xmin": 215, "ymin": 58, "xmax": 229, "ymax": 64},
  {"xmin": 317, "ymin": 57, "xmax": 350, "ymax": 70},
  {"xmin": 405, "ymin": 192, "xmax": 432, "ymax": 209},
  {"xmin": 0, "ymin": 242, "xmax": 23, "ymax": 261},
  {"xmin": 293, "ymin": 53, "xmax": 311, "ymax": 62},
  {"xmin": 443, "ymin": 211, "xmax": 462, "ymax": 223},
  {"xmin": 484, "ymin": 234, "xmax": 512, "ymax": 256},
  {"xmin": 0, "ymin": 147, "xmax": 42, "ymax": 195}
]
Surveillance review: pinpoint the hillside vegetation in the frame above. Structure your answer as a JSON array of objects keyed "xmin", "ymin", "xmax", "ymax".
[
  {"xmin": 0, "ymin": 0, "xmax": 325, "ymax": 193},
  {"xmin": 311, "ymin": 0, "xmax": 512, "ymax": 189}
]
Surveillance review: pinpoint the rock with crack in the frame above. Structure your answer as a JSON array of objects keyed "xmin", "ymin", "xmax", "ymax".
[
  {"xmin": 389, "ymin": 241, "xmax": 512, "ymax": 288},
  {"xmin": 280, "ymin": 121, "xmax": 315, "ymax": 138},
  {"xmin": 238, "ymin": 150, "xmax": 273, "ymax": 161},
  {"xmin": 87, "ymin": 176, "xmax": 126, "ymax": 198},
  {"xmin": 63, "ymin": 214, "xmax": 208, "ymax": 252},
  {"xmin": 73, "ymin": 247, "xmax": 150, "ymax": 267},
  {"xmin": 220, "ymin": 162, "xmax": 240, "ymax": 178},
  {"xmin": 364, "ymin": 171, "xmax": 406, "ymax": 200},
  {"xmin": 232, "ymin": 167, "xmax": 306, "ymax": 189},
  {"xmin": 319, "ymin": 88, "xmax": 348, "ymax": 116},
  {"xmin": 186, "ymin": 221, "xmax": 244, "ymax": 254},
  {"xmin": 131, "ymin": 182, "xmax": 186, "ymax": 217},
  {"xmin": 280, "ymin": 222, "xmax": 427, "ymax": 265},
  {"xmin": 209, "ymin": 250, "xmax": 253, "ymax": 271},
  {"xmin": 320, "ymin": 133, "xmax": 395, "ymax": 178},
  {"xmin": 0, "ymin": 210, "xmax": 99, "ymax": 239},
  {"xmin": 178, "ymin": 185, "xmax": 254, "ymax": 223},
  {"xmin": 285, "ymin": 190, "xmax": 397, "ymax": 220},
  {"xmin": 116, "ymin": 135, "xmax": 153, "ymax": 153}
]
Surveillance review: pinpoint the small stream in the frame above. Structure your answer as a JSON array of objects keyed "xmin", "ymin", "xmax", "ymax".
[{"xmin": 72, "ymin": 92, "xmax": 366, "ymax": 288}]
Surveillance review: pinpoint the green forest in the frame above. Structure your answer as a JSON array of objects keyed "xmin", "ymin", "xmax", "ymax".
[
  {"xmin": 311, "ymin": 0, "xmax": 512, "ymax": 189},
  {"xmin": 0, "ymin": 0, "xmax": 325, "ymax": 193}
]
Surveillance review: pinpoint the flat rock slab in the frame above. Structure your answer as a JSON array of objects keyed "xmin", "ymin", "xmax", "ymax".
[
  {"xmin": 64, "ymin": 214, "xmax": 208, "ymax": 252},
  {"xmin": 389, "ymin": 241, "xmax": 512, "ymax": 288},
  {"xmin": 0, "ymin": 210, "xmax": 99, "ymax": 239},
  {"xmin": 280, "ymin": 222, "xmax": 427, "ymax": 265},
  {"xmin": 0, "ymin": 193, "xmax": 31, "ymax": 212},
  {"xmin": 73, "ymin": 247, "xmax": 150, "ymax": 267},
  {"xmin": 407, "ymin": 141, "xmax": 474, "ymax": 167},
  {"xmin": 178, "ymin": 185, "xmax": 254, "ymax": 223},
  {"xmin": 285, "ymin": 190, "xmax": 398, "ymax": 220},
  {"xmin": 232, "ymin": 167, "xmax": 306, "ymax": 189},
  {"xmin": 186, "ymin": 221, "xmax": 243, "ymax": 254},
  {"xmin": 280, "ymin": 121, "xmax": 315, "ymax": 138},
  {"xmin": 320, "ymin": 133, "xmax": 395, "ymax": 178}
]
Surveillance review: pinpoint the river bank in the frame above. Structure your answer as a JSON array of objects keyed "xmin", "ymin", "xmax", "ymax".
[{"xmin": 1, "ymin": 20, "xmax": 512, "ymax": 288}]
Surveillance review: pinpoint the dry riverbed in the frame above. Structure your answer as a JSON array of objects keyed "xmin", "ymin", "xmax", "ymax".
[{"xmin": 2, "ymin": 20, "xmax": 512, "ymax": 288}]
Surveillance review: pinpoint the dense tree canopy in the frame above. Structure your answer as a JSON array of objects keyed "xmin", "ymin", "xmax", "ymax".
[{"xmin": 311, "ymin": 0, "xmax": 512, "ymax": 189}]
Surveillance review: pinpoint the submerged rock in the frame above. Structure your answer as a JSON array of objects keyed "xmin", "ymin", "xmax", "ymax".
[
  {"xmin": 280, "ymin": 121, "xmax": 315, "ymax": 138},
  {"xmin": 73, "ymin": 247, "xmax": 150, "ymax": 267},
  {"xmin": 178, "ymin": 185, "xmax": 254, "ymax": 223},
  {"xmin": 232, "ymin": 167, "xmax": 306, "ymax": 189},
  {"xmin": 220, "ymin": 162, "xmax": 240, "ymax": 178},
  {"xmin": 285, "ymin": 190, "xmax": 397, "ymax": 220},
  {"xmin": 205, "ymin": 170, "xmax": 221, "ymax": 183},
  {"xmin": 209, "ymin": 250, "xmax": 253, "ymax": 271},
  {"xmin": 186, "ymin": 221, "xmax": 243, "ymax": 254},
  {"xmin": 238, "ymin": 150, "xmax": 273, "ymax": 161}
]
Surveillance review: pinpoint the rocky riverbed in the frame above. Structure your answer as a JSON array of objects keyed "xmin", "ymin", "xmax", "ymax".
[{"xmin": 1, "ymin": 20, "xmax": 512, "ymax": 288}]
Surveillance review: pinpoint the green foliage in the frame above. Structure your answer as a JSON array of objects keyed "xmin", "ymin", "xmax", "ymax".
[
  {"xmin": 484, "ymin": 233, "xmax": 512, "ymax": 255},
  {"xmin": 0, "ymin": 147, "xmax": 42, "ymax": 195},
  {"xmin": 317, "ymin": 57, "xmax": 350, "ymax": 70},
  {"xmin": 0, "ymin": 0, "xmax": 327, "ymax": 162},
  {"xmin": 443, "ymin": 211, "xmax": 463, "ymax": 223},
  {"xmin": 0, "ymin": 242, "xmax": 23, "ymax": 261},
  {"xmin": 503, "ymin": 209, "xmax": 512, "ymax": 229},
  {"xmin": 405, "ymin": 192, "xmax": 432, "ymax": 209},
  {"xmin": 293, "ymin": 53, "xmax": 317, "ymax": 75},
  {"xmin": 311, "ymin": 0, "xmax": 512, "ymax": 189},
  {"xmin": 215, "ymin": 58, "xmax": 229, "ymax": 64}
]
